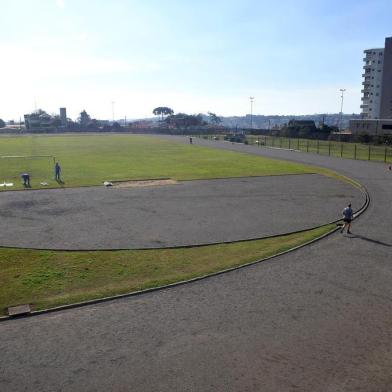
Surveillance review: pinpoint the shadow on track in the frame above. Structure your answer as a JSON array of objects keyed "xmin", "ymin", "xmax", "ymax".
[{"xmin": 349, "ymin": 234, "xmax": 391, "ymax": 247}]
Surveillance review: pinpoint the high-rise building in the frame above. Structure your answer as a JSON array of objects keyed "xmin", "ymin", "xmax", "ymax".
[
  {"xmin": 351, "ymin": 37, "xmax": 392, "ymax": 134},
  {"xmin": 380, "ymin": 37, "xmax": 392, "ymax": 119},
  {"xmin": 59, "ymin": 107, "xmax": 67, "ymax": 127},
  {"xmin": 361, "ymin": 37, "xmax": 392, "ymax": 120},
  {"xmin": 361, "ymin": 47, "xmax": 384, "ymax": 118}
]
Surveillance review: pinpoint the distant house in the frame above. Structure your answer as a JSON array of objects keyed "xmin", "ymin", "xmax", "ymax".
[
  {"xmin": 349, "ymin": 119, "xmax": 392, "ymax": 135},
  {"xmin": 24, "ymin": 108, "xmax": 66, "ymax": 130}
]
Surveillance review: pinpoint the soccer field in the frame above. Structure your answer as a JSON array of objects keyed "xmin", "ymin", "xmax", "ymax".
[{"xmin": 0, "ymin": 134, "xmax": 318, "ymax": 189}]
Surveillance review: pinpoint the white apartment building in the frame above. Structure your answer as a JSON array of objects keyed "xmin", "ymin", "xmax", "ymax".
[{"xmin": 360, "ymin": 48, "xmax": 384, "ymax": 118}]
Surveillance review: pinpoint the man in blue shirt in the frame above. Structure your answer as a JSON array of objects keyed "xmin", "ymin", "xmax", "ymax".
[
  {"xmin": 21, "ymin": 173, "xmax": 30, "ymax": 187},
  {"xmin": 55, "ymin": 162, "xmax": 61, "ymax": 182},
  {"xmin": 340, "ymin": 203, "xmax": 353, "ymax": 234}
]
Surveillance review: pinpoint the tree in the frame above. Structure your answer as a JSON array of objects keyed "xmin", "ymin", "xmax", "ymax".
[
  {"xmin": 153, "ymin": 107, "xmax": 174, "ymax": 121},
  {"xmin": 208, "ymin": 112, "xmax": 222, "ymax": 125},
  {"xmin": 165, "ymin": 113, "xmax": 204, "ymax": 129},
  {"xmin": 0, "ymin": 119, "xmax": 5, "ymax": 128},
  {"xmin": 88, "ymin": 119, "xmax": 100, "ymax": 130},
  {"xmin": 112, "ymin": 121, "xmax": 121, "ymax": 130},
  {"xmin": 78, "ymin": 110, "xmax": 91, "ymax": 128},
  {"xmin": 51, "ymin": 115, "xmax": 62, "ymax": 127}
]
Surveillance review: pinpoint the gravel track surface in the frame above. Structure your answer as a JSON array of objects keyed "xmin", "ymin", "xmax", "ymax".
[
  {"xmin": 1, "ymin": 136, "xmax": 391, "ymax": 392},
  {"xmin": 0, "ymin": 174, "xmax": 362, "ymax": 250}
]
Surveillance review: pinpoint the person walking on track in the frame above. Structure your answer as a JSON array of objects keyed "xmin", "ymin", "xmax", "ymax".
[{"xmin": 341, "ymin": 203, "xmax": 353, "ymax": 234}]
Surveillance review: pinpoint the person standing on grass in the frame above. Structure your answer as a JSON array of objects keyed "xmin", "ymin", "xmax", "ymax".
[
  {"xmin": 341, "ymin": 203, "xmax": 353, "ymax": 234},
  {"xmin": 21, "ymin": 173, "xmax": 30, "ymax": 187},
  {"xmin": 55, "ymin": 162, "xmax": 61, "ymax": 182}
]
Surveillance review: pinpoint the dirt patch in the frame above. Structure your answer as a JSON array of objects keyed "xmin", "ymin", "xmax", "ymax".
[{"xmin": 112, "ymin": 179, "xmax": 178, "ymax": 188}]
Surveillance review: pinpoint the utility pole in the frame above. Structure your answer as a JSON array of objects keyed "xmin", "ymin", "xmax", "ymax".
[
  {"xmin": 339, "ymin": 89, "xmax": 346, "ymax": 130},
  {"xmin": 111, "ymin": 101, "xmax": 115, "ymax": 123},
  {"xmin": 249, "ymin": 96, "xmax": 255, "ymax": 129}
]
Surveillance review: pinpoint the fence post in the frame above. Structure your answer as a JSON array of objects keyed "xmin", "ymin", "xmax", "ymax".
[
  {"xmin": 297, "ymin": 138, "xmax": 300, "ymax": 150},
  {"xmin": 368, "ymin": 144, "xmax": 371, "ymax": 160},
  {"xmin": 272, "ymin": 137, "xmax": 275, "ymax": 147},
  {"xmin": 288, "ymin": 138, "xmax": 291, "ymax": 149},
  {"xmin": 317, "ymin": 140, "xmax": 319, "ymax": 154},
  {"xmin": 354, "ymin": 144, "xmax": 357, "ymax": 160},
  {"xmin": 265, "ymin": 136, "xmax": 267, "ymax": 146},
  {"xmin": 257, "ymin": 137, "xmax": 260, "ymax": 146},
  {"xmin": 328, "ymin": 141, "xmax": 331, "ymax": 156},
  {"xmin": 385, "ymin": 147, "xmax": 387, "ymax": 163},
  {"xmin": 340, "ymin": 143, "xmax": 343, "ymax": 158},
  {"xmin": 306, "ymin": 139, "xmax": 309, "ymax": 152},
  {"xmin": 280, "ymin": 138, "xmax": 282, "ymax": 148}
]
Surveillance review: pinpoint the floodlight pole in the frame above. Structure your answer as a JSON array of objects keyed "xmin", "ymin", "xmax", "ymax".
[
  {"xmin": 249, "ymin": 96, "xmax": 255, "ymax": 129},
  {"xmin": 339, "ymin": 89, "xmax": 346, "ymax": 130}
]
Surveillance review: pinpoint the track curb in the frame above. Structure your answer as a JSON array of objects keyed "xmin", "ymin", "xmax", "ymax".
[
  {"xmin": 0, "ymin": 175, "xmax": 367, "ymax": 252},
  {"xmin": 0, "ymin": 182, "xmax": 370, "ymax": 322}
]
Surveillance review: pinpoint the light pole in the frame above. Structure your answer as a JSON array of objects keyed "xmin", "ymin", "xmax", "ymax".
[
  {"xmin": 249, "ymin": 96, "xmax": 255, "ymax": 129},
  {"xmin": 339, "ymin": 89, "xmax": 346, "ymax": 130},
  {"xmin": 111, "ymin": 101, "xmax": 115, "ymax": 123}
]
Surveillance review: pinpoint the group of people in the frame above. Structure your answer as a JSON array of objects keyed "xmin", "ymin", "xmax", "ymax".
[{"xmin": 21, "ymin": 162, "xmax": 62, "ymax": 187}]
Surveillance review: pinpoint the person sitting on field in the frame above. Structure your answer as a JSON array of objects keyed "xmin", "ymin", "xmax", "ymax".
[{"xmin": 21, "ymin": 173, "xmax": 30, "ymax": 187}]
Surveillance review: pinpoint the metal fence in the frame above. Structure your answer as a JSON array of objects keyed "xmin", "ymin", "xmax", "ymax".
[{"xmin": 195, "ymin": 134, "xmax": 392, "ymax": 164}]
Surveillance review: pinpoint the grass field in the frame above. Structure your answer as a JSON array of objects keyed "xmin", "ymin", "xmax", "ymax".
[
  {"xmin": 0, "ymin": 224, "xmax": 335, "ymax": 315},
  {"xmin": 0, "ymin": 134, "xmax": 346, "ymax": 315},
  {"xmin": 0, "ymin": 134, "xmax": 321, "ymax": 190}
]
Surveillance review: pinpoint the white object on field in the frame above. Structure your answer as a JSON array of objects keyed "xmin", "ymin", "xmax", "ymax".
[
  {"xmin": 0, "ymin": 182, "xmax": 14, "ymax": 187},
  {"xmin": 103, "ymin": 181, "xmax": 113, "ymax": 187},
  {"xmin": 40, "ymin": 182, "xmax": 48, "ymax": 186}
]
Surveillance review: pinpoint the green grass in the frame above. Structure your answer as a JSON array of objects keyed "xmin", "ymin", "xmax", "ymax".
[
  {"xmin": 0, "ymin": 224, "xmax": 335, "ymax": 315},
  {"xmin": 0, "ymin": 134, "xmax": 319, "ymax": 190},
  {"xmin": 0, "ymin": 134, "xmax": 348, "ymax": 315}
]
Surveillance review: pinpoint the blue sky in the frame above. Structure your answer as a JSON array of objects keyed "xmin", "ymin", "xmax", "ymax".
[{"xmin": 1, "ymin": 0, "xmax": 391, "ymax": 120}]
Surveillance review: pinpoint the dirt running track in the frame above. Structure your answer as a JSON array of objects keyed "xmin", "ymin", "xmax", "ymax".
[
  {"xmin": 0, "ymin": 174, "xmax": 363, "ymax": 250},
  {"xmin": 0, "ymin": 136, "xmax": 391, "ymax": 392}
]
